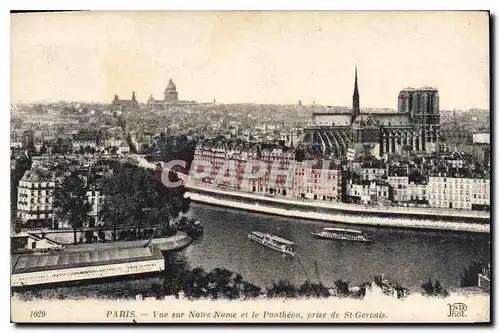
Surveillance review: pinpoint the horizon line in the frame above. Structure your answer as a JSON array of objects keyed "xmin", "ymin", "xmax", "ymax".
[{"xmin": 10, "ymin": 99, "xmax": 489, "ymax": 112}]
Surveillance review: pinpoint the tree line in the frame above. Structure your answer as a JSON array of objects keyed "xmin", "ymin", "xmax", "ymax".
[
  {"xmin": 140, "ymin": 258, "xmax": 483, "ymax": 301},
  {"xmin": 54, "ymin": 161, "xmax": 190, "ymax": 244},
  {"xmin": 144, "ymin": 257, "xmax": 361, "ymax": 301}
]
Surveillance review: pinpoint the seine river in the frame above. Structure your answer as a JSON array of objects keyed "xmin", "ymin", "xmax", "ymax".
[{"xmin": 15, "ymin": 202, "xmax": 490, "ymax": 300}]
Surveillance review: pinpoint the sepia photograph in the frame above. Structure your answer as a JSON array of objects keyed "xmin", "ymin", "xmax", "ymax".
[{"xmin": 9, "ymin": 10, "xmax": 490, "ymax": 323}]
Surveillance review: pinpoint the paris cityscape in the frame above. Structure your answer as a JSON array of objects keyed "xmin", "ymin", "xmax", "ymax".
[{"xmin": 10, "ymin": 12, "xmax": 490, "ymax": 322}]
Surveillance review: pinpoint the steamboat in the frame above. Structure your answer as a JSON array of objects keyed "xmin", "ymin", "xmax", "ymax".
[
  {"xmin": 311, "ymin": 227, "xmax": 372, "ymax": 242},
  {"xmin": 248, "ymin": 231, "xmax": 295, "ymax": 256}
]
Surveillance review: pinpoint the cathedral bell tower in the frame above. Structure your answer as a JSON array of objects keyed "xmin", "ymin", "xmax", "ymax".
[{"xmin": 351, "ymin": 66, "xmax": 360, "ymax": 125}]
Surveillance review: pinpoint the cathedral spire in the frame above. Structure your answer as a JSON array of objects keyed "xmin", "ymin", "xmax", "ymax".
[
  {"xmin": 352, "ymin": 66, "xmax": 360, "ymax": 123},
  {"xmin": 354, "ymin": 66, "xmax": 359, "ymax": 96}
]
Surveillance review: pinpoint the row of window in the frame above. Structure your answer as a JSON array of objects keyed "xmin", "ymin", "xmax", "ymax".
[
  {"xmin": 19, "ymin": 182, "xmax": 55, "ymax": 189},
  {"xmin": 428, "ymin": 188, "xmax": 489, "ymax": 195},
  {"xmin": 429, "ymin": 193, "xmax": 489, "ymax": 201},
  {"xmin": 429, "ymin": 182, "xmax": 489, "ymax": 188},
  {"xmin": 297, "ymin": 188, "xmax": 339, "ymax": 194},
  {"xmin": 195, "ymin": 154, "xmax": 294, "ymax": 162},
  {"xmin": 17, "ymin": 204, "xmax": 53, "ymax": 210},
  {"xmin": 429, "ymin": 178, "xmax": 489, "ymax": 183},
  {"xmin": 18, "ymin": 190, "xmax": 53, "ymax": 196},
  {"xmin": 17, "ymin": 212, "xmax": 53, "ymax": 220},
  {"xmin": 388, "ymin": 177, "xmax": 408, "ymax": 183},
  {"xmin": 429, "ymin": 201, "xmax": 473, "ymax": 209},
  {"xmin": 363, "ymin": 169, "xmax": 385, "ymax": 174},
  {"xmin": 294, "ymin": 185, "xmax": 338, "ymax": 191},
  {"xmin": 89, "ymin": 197, "xmax": 104, "ymax": 205},
  {"xmin": 349, "ymin": 190, "xmax": 389, "ymax": 197},
  {"xmin": 18, "ymin": 197, "xmax": 52, "ymax": 204}
]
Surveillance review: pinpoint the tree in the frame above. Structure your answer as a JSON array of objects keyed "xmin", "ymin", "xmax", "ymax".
[
  {"xmin": 434, "ymin": 280, "xmax": 445, "ymax": 295},
  {"xmin": 240, "ymin": 281, "xmax": 262, "ymax": 299},
  {"xmin": 460, "ymin": 261, "xmax": 485, "ymax": 287},
  {"xmin": 298, "ymin": 281, "xmax": 331, "ymax": 298},
  {"xmin": 205, "ymin": 268, "xmax": 256, "ymax": 300},
  {"xmin": 117, "ymin": 114, "xmax": 127, "ymax": 131},
  {"xmin": 85, "ymin": 230, "xmax": 94, "ymax": 243},
  {"xmin": 163, "ymin": 255, "xmax": 191, "ymax": 297},
  {"xmin": 421, "ymin": 277, "xmax": 434, "ymax": 296},
  {"xmin": 99, "ymin": 163, "xmax": 191, "ymax": 240},
  {"xmin": 53, "ymin": 172, "xmax": 92, "ymax": 244},
  {"xmin": 100, "ymin": 166, "xmax": 138, "ymax": 240},
  {"xmin": 165, "ymin": 265, "xmax": 262, "ymax": 300},
  {"xmin": 334, "ymin": 279, "xmax": 350, "ymax": 297},
  {"xmin": 141, "ymin": 143, "xmax": 151, "ymax": 155},
  {"xmin": 181, "ymin": 267, "xmax": 209, "ymax": 300},
  {"xmin": 131, "ymin": 168, "xmax": 157, "ymax": 238},
  {"xmin": 266, "ymin": 280, "xmax": 298, "ymax": 298},
  {"xmin": 421, "ymin": 277, "xmax": 449, "ymax": 298},
  {"xmin": 150, "ymin": 169, "xmax": 191, "ymax": 235},
  {"xmin": 39, "ymin": 143, "xmax": 48, "ymax": 155}
]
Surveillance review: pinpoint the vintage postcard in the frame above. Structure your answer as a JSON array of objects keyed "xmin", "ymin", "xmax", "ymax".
[{"xmin": 10, "ymin": 11, "xmax": 490, "ymax": 323}]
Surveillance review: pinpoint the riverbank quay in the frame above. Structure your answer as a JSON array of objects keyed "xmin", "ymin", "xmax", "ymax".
[
  {"xmin": 18, "ymin": 224, "xmax": 187, "ymax": 245},
  {"xmin": 185, "ymin": 184, "xmax": 489, "ymax": 221},
  {"xmin": 184, "ymin": 186, "xmax": 489, "ymax": 234}
]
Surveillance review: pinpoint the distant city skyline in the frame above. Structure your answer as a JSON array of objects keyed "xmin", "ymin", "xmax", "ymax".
[{"xmin": 11, "ymin": 11, "xmax": 489, "ymax": 110}]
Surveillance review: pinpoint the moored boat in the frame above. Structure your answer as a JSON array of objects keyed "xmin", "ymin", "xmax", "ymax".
[
  {"xmin": 248, "ymin": 231, "xmax": 295, "ymax": 255},
  {"xmin": 311, "ymin": 227, "xmax": 372, "ymax": 242}
]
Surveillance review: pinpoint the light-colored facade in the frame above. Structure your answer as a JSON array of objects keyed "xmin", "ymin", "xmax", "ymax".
[
  {"xmin": 17, "ymin": 171, "xmax": 55, "ymax": 227},
  {"xmin": 347, "ymin": 179, "xmax": 390, "ymax": 205},
  {"xmin": 193, "ymin": 143, "xmax": 342, "ymax": 201},
  {"xmin": 86, "ymin": 189, "xmax": 105, "ymax": 227},
  {"xmin": 407, "ymin": 182, "xmax": 428, "ymax": 202},
  {"xmin": 473, "ymin": 133, "xmax": 490, "ymax": 144},
  {"xmin": 427, "ymin": 175, "xmax": 490, "ymax": 210},
  {"xmin": 293, "ymin": 161, "xmax": 342, "ymax": 201}
]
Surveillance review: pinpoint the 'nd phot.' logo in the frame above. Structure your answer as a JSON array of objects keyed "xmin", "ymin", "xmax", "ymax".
[{"xmin": 447, "ymin": 303, "xmax": 467, "ymax": 318}]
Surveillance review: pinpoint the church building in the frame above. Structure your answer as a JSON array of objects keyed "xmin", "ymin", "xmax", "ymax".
[
  {"xmin": 301, "ymin": 68, "xmax": 441, "ymax": 160},
  {"xmin": 111, "ymin": 91, "xmax": 139, "ymax": 113},
  {"xmin": 146, "ymin": 78, "xmax": 197, "ymax": 110}
]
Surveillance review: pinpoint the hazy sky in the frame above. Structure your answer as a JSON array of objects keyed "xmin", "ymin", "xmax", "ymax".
[{"xmin": 11, "ymin": 11, "xmax": 489, "ymax": 110}]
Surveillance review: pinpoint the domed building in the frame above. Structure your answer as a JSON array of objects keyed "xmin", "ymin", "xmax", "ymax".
[
  {"xmin": 164, "ymin": 78, "xmax": 179, "ymax": 103},
  {"xmin": 144, "ymin": 78, "xmax": 198, "ymax": 111}
]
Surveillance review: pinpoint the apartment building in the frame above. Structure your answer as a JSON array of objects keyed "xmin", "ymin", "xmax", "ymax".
[
  {"xmin": 427, "ymin": 173, "xmax": 490, "ymax": 210},
  {"xmin": 17, "ymin": 170, "xmax": 55, "ymax": 228}
]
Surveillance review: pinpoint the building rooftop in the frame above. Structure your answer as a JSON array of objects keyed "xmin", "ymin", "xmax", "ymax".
[
  {"xmin": 21, "ymin": 169, "xmax": 54, "ymax": 182},
  {"xmin": 11, "ymin": 247, "xmax": 159, "ymax": 275},
  {"xmin": 400, "ymin": 86, "xmax": 438, "ymax": 92},
  {"xmin": 165, "ymin": 78, "xmax": 177, "ymax": 92}
]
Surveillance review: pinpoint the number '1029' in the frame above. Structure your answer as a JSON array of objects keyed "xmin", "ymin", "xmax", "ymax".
[{"xmin": 30, "ymin": 310, "xmax": 46, "ymax": 317}]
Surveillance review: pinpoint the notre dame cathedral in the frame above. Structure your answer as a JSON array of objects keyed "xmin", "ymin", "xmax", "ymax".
[{"xmin": 301, "ymin": 67, "xmax": 441, "ymax": 160}]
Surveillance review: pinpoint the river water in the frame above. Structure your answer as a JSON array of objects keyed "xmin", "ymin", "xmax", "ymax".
[{"xmin": 14, "ymin": 202, "xmax": 490, "ymax": 300}]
